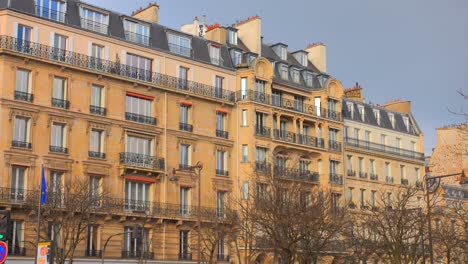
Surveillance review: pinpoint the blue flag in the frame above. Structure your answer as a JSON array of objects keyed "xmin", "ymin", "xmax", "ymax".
[{"xmin": 40, "ymin": 166, "xmax": 47, "ymax": 205}]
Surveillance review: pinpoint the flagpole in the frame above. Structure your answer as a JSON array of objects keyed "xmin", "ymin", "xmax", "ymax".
[{"xmin": 34, "ymin": 165, "xmax": 43, "ymax": 264}]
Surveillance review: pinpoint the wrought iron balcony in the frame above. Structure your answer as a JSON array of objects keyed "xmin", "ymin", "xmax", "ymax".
[
  {"xmin": 273, "ymin": 129, "xmax": 297, "ymax": 143},
  {"xmin": 296, "ymin": 134, "xmax": 325, "ymax": 149},
  {"xmin": 122, "ymin": 251, "xmax": 154, "ymax": 259},
  {"xmin": 255, "ymin": 126, "xmax": 271, "ymax": 138},
  {"xmin": 274, "ymin": 166, "xmax": 319, "ymax": 183},
  {"xmin": 216, "ymin": 129, "xmax": 229, "ymax": 139},
  {"xmin": 7, "ymin": 188, "xmax": 25, "ymax": 202},
  {"xmin": 216, "ymin": 169, "xmax": 229, "ymax": 176},
  {"xmin": 370, "ymin": 174, "xmax": 378, "ymax": 181},
  {"xmin": 255, "ymin": 161, "xmax": 271, "ymax": 173},
  {"xmin": 179, "ymin": 252, "xmax": 192, "ymax": 260},
  {"xmin": 359, "ymin": 172, "xmax": 368, "ymax": 179},
  {"xmin": 0, "ymin": 36, "xmax": 236, "ymax": 102},
  {"xmin": 84, "ymin": 249, "xmax": 102, "ymax": 258},
  {"xmin": 11, "ymin": 140, "xmax": 31, "ymax": 149},
  {"xmin": 35, "ymin": 6, "xmax": 66, "ymax": 22},
  {"xmin": 401, "ymin": 178, "xmax": 409, "ymax": 186},
  {"xmin": 50, "ymin": 145, "xmax": 68, "ymax": 154},
  {"xmin": 179, "ymin": 122, "xmax": 193, "ymax": 132},
  {"xmin": 124, "ymin": 199, "xmax": 151, "ymax": 212},
  {"xmin": 329, "ymin": 173, "xmax": 343, "ymax": 185},
  {"xmin": 344, "ymin": 137, "xmax": 425, "ymax": 161},
  {"xmin": 90, "ymin": 105, "xmax": 106, "ymax": 116},
  {"xmin": 125, "ymin": 112, "xmax": 156, "ymax": 125},
  {"xmin": 52, "ymin": 98, "xmax": 70, "ymax": 109},
  {"xmin": 347, "ymin": 170, "xmax": 356, "ymax": 177},
  {"xmin": 88, "ymin": 151, "xmax": 105, "ymax": 159},
  {"xmin": 169, "ymin": 43, "xmax": 192, "ymax": 57},
  {"xmin": 328, "ymin": 140, "xmax": 342, "ymax": 152},
  {"xmin": 119, "ymin": 152, "xmax": 164, "ymax": 171},
  {"xmin": 80, "ymin": 18, "xmax": 108, "ymax": 35},
  {"xmin": 14, "ymin": 91, "xmax": 33, "ymax": 102},
  {"xmin": 124, "ymin": 31, "xmax": 150, "ymax": 46},
  {"xmin": 386, "ymin": 176, "xmax": 394, "ymax": 183}
]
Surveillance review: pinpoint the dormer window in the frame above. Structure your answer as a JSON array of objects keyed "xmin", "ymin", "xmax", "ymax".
[
  {"xmin": 227, "ymin": 29, "xmax": 237, "ymax": 45},
  {"xmin": 357, "ymin": 105, "xmax": 365, "ymax": 121},
  {"xmin": 293, "ymin": 51, "xmax": 308, "ymax": 67},
  {"xmin": 36, "ymin": 0, "xmax": 66, "ymax": 23},
  {"xmin": 403, "ymin": 116, "xmax": 410, "ymax": 131},
  {"xmin": 388, "ymin": 113, "xmax": 395, "ymax": 128},
  {"xmin": 123, "ymin": 19, "xmax": 149, "ymax": 46},
  {"xmin": 279, "ymin": 64, "xmax": 288, "ymax": 80},
  {"xmin": 373, "ymin": 109, "xmax": 381, "ymax": 125},
  {"xmin": 272, "ymin": 44, "xmax": 288, "ymax": 61},
  {"xmin": 346, "ymin": 102, "xmax": 354, "ymax": 119},
  {"xmin": 230, "ymin": 50, "xmax": 242, "ymax": 65},
  {"xmin": 291, "ymin": 68, "xmax": 300, "ymax": 83},
  {"xmin": 279, "ymin": 46, "xmax": 287, "ymax": 60},
  {"xmin": 209, "ymin": 44, "xmax": 221, "ymax": 65},
  {"xmin": 168, "ymin": 33, "xmax": 191, "ymax": 57},
  {"xmin": 304, "ymin": 72, "xmax": 313, "ymax": 87},
  {"xmin": 80, "ymin": 6, "xmax": 109, "ymax": 34}
]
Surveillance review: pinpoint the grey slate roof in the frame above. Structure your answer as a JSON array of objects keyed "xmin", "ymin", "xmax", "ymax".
[
  {"xmin": 342, "ymin": 98, "xmax": 421, "ymax": 136},
  {"xmin": 5, "ymin": 0, "xmax": 235, "ymax": 70}
]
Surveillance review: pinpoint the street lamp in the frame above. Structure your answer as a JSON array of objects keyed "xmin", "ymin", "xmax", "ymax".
[
  {"xmin": 170, "ymin": 161, "xmax": 203, "ymax": 264},
  {"xmin": 424, "ymin": 170, "xmax": 465, "ymax": 264}
]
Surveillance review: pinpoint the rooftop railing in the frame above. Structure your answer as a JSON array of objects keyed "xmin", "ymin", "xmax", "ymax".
[
  {"xmin": 0, "ymin": 36, "xmax": 236, "ymax": 103},
  {"xmin": 344, "ymin": 137, "xmax": 425, "ymax": 161}
]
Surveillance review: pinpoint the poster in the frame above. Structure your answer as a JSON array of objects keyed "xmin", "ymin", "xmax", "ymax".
[{"xmin": 36, "ymin": 241, "xmax": 51, "ymax": 264}]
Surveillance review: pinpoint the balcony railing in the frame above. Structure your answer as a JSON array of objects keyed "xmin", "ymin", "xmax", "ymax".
[
  {"xmin": 237, "ymin": 90, "xmax": 342, "ymax": 122},
  {"xmin": 273, "ymin": 130, "xmax": 326, "ymax": 149},
  {"xmin": 50, "ymin": 145, "xmax": 68, "ymax": 154},
  {"xmin": 124, "ymin": 31, "xmax": 149, "ymax": 46},
  {"xmin": 81, "ymin": 18, "xmax": 109, "ymax": 35},
  {"xmin": 386, "ymin": 176, "xmax": 394, "ymax": 183},
  {"xmin": 179, "ymin": 122, "xmax": 193, "ymax": 132},
  {"xmin": 370, "ymin": 174, "xmax": 378, "ymax": 181},
  {"xmin": 52, "ymin": 98, "xmax": 70, "ymax": 109},
  {"xmin": 35, "ymin": 6, "xmax": 66, "ymax": 23},
  {"xmin": 89, "ymin": 151, "xmax": 105, "ymax": 159},
  {"xmin": 179, "ymin": 252, "xmax": 192, "ymax": 260},
  {"xmin": 168, "ymin": 43, "xmax": 192, "ymax": 57},
  {"xmin": 329, "ymin": 173, "xmax": 343, "ymax": 185},
  {"xmin": 0, "ymin": 36, "xmax": 236, "ymax": 102},
  {"xmin": 90, "ymin": 105, "xmax": 106, "ymax": 116},
  {"xmin": 347, "ymin": 170, "xmax": 356, "ymax": 177},
  {"xmin": 216, "ymin": 130, "xmax": 229, "ymax": 139},
  {"xmin": 274, "ymin": 166, "xmax": 319, "ymax": 183},
  {"xmin": 119, "ymin": 152, "xmax": 164, "ymax": 170},
  {"xmin": 255, "ymin": 126, "xmax": 271, "ymax": 138},
  {"xmin": 125, "ymin": 112, "xmax": 156, "ymax": 125},
  {"xmin": 14, "ymin": 91, "xmax": 33, "ymax": 102},
  {"xmin": 401, "ymin": 178, "xmax": 409, "ymax": 186},
  {"xmin": 344, "ymin": 137, "xmax": 425, "ymax": 161},
  {"xmin": 216, "ymin": 169, "xmax": 229, "ymax": 176},
  {"xmin": 122, "ymin": 251, "xmax": 154, "ymax": 259},
  {"xmin": 255, "ymin": 161, "xmax": 271, "ymax": 173},
  {"xmin": 328, "ymin": 140, "xmax": 342, "ymax": 152},
  {"xmin": 359, "ymin": 172, "xmax": 367, "ymax": 179},
  {"xmin": 12, "ymin": 140, "xmax": 32, "ymax": 149}
]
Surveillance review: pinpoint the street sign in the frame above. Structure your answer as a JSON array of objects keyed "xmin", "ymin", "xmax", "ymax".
[
  {"xmin": 36, "ymin": 241, "xmax": 51, "ymax": 264},
  {"xmin": 0, "ymin": 241, "xmax": 8, "ymax": 263}
]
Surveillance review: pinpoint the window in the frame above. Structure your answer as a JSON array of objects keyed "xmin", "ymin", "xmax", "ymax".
[
  {"xmin": 52, "ymin": 34, "xmax": 67, "ymax": 61},
  {"xmin": 298, "ymin": 53, "xmax": 307, "ymax": 67},
  {"xmin": 354, "ymin": 128, "xmax": 360, "ymax": 140},
  {"xmin": 11, "ymin": 166, "xmax": 25, "ymax": 201},
  {"xmin": 358, "ymin": 105, "xmax": 365, "ymax": 121},
  {"xmin": 52, "ymin": 77, "xmax": 68, "ymax": 108},
  {"xmin": 242, "ymin": 181, "xmax": 249, "ymax": 200},
  {"xmin": 180, "ymin": 187, "xmax": 190, "ymax": 216},
  {"xmin": 347, "ymin": 188, "xmax": 353, "ymax": 203},
  {"xmin": 347, "ymin": 102, "xmax": 354, "ymax": 118},
  {"xmin": 216, "ymin": 112, "xmax": 227, "ymax": 138},
  {"xmin": 8, "ymin": 221, "xmax": 23, "ymax": 255},
  {"xmin": 358, "ymin": 158, "xmax": 364, "ymax": 173},
  {"xmin": 177, "ymin": 66, "xmax": 189, "ymax": 90},
  {"xmin": 255, "ymin": 79, "xmax": 266, "ymax": 94},
  {"xmin": 89, "ymin": 129, "xmax": 105, "ymax": 158},
  {"xmin": 123, "ymin": 19, "xmax": 149, "ymax": 45},
  {"xmin": 214, "ymin": 76, "xmax": 224, "ymax": 98},
  {"xmin": 227, "ymin": 30, "xmax": 237, "ymax": 45},
  {"xmin": 168, "ymin": 33, "xmax": 191, "ymax": 57},
  {"xmin": 346, "ymin": 155, "xmax": 352, "ymax": 172},
  {"xmin": 304, "ymin": 72, "xmax": 313, "ymax": 87},
  {"xmin": 126, "ymin": 135, "xmax": 152, "ymax": 157},
  {"xmin": 179, "ymin": 144, "xmax": 191, "ymax": 168},
  {"xmin": 125, "ymin": 181, "xmax": 150, "ymax": 211},
  {"xmin": 16, "ymin": 24, "xmax": 32, "ymax": 53},
  {"xmin": 279, "ymin": 64, "xmax": 288, "ymax": 80},
  {"xmin": 388, "ymin": 113, "xmax": 395, "ymax": 128},
  {"xmin": 271, "ymin": 89, "xmax": 282, "ymax": 106},
  {"xmin": 218, "ymin": 234, "xmax": 226, "ymax": 260},
  {"xmin": 279, "ymin": 46, "xmax": 287, "ymax": 60},
  {"xmin": 360, "ymin": 189, "xmax": 366, "ymax": 207},
  {"xmin": 86, "ymin": 225, "xmax": 99, "ymax": 257},
  {"xmin": 369, "ymin": 160, "xmax": 375, "ymax": 174},
  {"xmin": 255, "ymin": 183, "xmax": 267, "ymax": 201},
  {"xmin": 385, "ymin": 162, "xmax": 390, "ymax": 176},
  {"xmin": 231, "ymin": 50, "xmax": 242, "ymax": 65},
  {"xmin": 241, "ymin": 110, "xmax": 248, "ymax": 126},
  {"xmin": 50, "ymin": 123, "xmax": 67, "ymax": 153},
  {"xmin": 90, "ymin": 85, "xmax": 105, "ymax": 115},
  {"xmin": 47, "ymin": 223, "xmax": 61, "ymax": 244},
  {"xmin": 125, "ymin": 94, "xmax": 154, "ymax": 124},
  {"xmin": 80, "ymin": 7, "xmax": 109, "ymax": 34},
  {"xmin": 15, "ymin": 69, "xmax": 32, "ymax": 102},
  {"xmin": 294, "ymin": 95, "xmax": 304, "ymax": 111},
  {"xmin": 403, "ymin": 116, "xmax": 410, "ymax": 131},
  {"xmin": 400, "ymin": 165, "xmax": 405, "ymax": 179},
  {"xmin": 125, "ymin": 53, "xmax": 152, "ymax": 81},
  {"xmin": 123, "ymin": 226, "xmax": 149, "ymax": 257},
  {"xmin": 395, "ymin": 138, "xmax": 401, "ymax": 149},
  {"xmin": 364, "ymin": 131, "xmax": 371, "ymax": 142},
  {"xmin": 331, "ymin": 193, "xmax": 341, "ymax": 211},
  {"xmin": 179, "ymin": 230, "xmax": 190, "ymax": 259},
  {"xmin": 209, "ymin": 45, "xmax": 221, "ymax": 65},
  {"xmin": 373, "ymin": 109, "xmax": 381, "ymax": 125},
  {"xmin": 89, "ymin": 43, "xmax": 104, "ymax": 70},
  {"xmin": 381, "ymin": 134, "xmax": 386, "ymax": 145},
  {"xmin": 255, "ymin": 147, "xmax": 267, "ymax": 165},
  {"xmin": 36, "ymin": 0, "xmax": 66, "ymax": 22},
  {"xmin": 217, "ymin": 191, "xmax": 225, "ymax": 217},
  {"xmin": 240, "ymin": 78, "xmax": 248, "ymax": 100},
  {"xmin": 415, "ymin": 168, "xmax": 420, "ymax": 179},
  {"xmin": 371, "ymin": 191, "xmax": 376, "ymax": 208},
  {"xmin": 49, "ymin": 171, "xmax": 63, "ymax": 204},
  {"xmin": 216, "ymin": 150, "xmax": 227, "ymax": 176},
  {"xmin": 89, "ymin": 177, "xmax": 100, "ymax": 206},
  {"xmin": 179, "ymin": 104, "xmax": 192, "ymax": 132},
  {"xmin": 242, "ymin": 145, "xmax": 248, "ymax": 162},
  {"xmin": 291, "ymin": 69, "xmax": 300, "ymax": 83},
  {"xmin": 13, "ymin": 116, "xmax": 30, "ymax": 148}
]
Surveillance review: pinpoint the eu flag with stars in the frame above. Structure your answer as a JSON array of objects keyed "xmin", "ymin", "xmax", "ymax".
[{"xmin": 40, "ymin": 166, "xmax": 47, "ymax": 205}]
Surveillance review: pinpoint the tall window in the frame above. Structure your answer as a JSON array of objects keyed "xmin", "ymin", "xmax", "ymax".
[
  {"xmin": 369, "ymin": 159, "xmax": 375, "ymax": 174},
  {"xmin": 216, "ymin": 112, "xmax": 226, "ymax": 134},
  {"xmin": 209, "ymin": 45, "xmax": 221, "ymax": 65},
  {"xmin": 218, "ymin": 234, "xmax": 226, "ymax": 259},
  {"xmin": 304, "ymin": 72, "xmax": 313, "ymax": 87},
  {"xmin": 89, "ymin": 129, "xmax": 105, "ymax": 158},
  {"xmin": 15, "ymin": 69, "xmax": 32, "ymax": 101},
  {"xmin": 90, "ymin": 85, "xmax": 105, "ymax": 115},
  {"xmin": 52, "ymin": 34, "xmax": 67, "ymax": 61},
  {"xmin": 126, "ymin": 136, "xmax": 151, "ymax": 156},
  {"xmin": 291, "ymin": 69, "xmax": 300, "ymax": 83},
  {"xmin": 168, "ymin": 34, "xmax": 191, "ymax": 57},
  {"xmin": 299, "ymin": 160, "xmax": 309, "ymax": 173},
  {"xmin": 231, "ymin": 50, "xmax": 242, "ymax": 65},
  {"xmin": 36, "ymin": 0, "xmax": 66, "ymax": 22},
  {"xmin": 13, "ymin": 117, "xmax": 30, "ymax": 148},
  {"xmin": 50, "ymin": 123, "xmax": 66, "ymax": 153},
  {"xmin": 400, "ymin": 165, "xmax": 405, "ymax": 179},
  {"xmin": 385, "ymin": 162, "xmax": 390, "ymax": 177},
  {"xmin": 86, "ymin": 225, "xmax": 99, "ymax": 256},
  {"xmin": 371, "ymin": 191, "xmax": 376, "ymax": 208},
  {"xmin": 347, "ymin": 102, "xmax": 354, "ymax": 119},
  {"xmin": 294, "ymin": 95, "xmax": 304, "ymax": 112},
  {"xmin": 358, "ymin": 158, "xmax": 364, "ymax": 173},
  {"xmin": 123, "ymin": 20, "xmax": 149, "ymax": 45},
  {"xmin": 240, "ymin": 77, "xmax": 248, "ymax": 99},
  {"xmin": 395, "ymin": 138, "xmax": 401, "ymax": 149},
  {"xmin": 49, "ymin": 171, "xmax": 63, "ymax": 204},
  {"xmin": 80, "ymin": 7, "xmax": 108, "ymax": 34},
  {"xmin": 125, "ymin": 94, "xmax": 153, "ymax": 124},
  {"xmin": 346, "ymin": 155, "xmax": 352, "ymax": 172},
  {"xmin": 180, "ymin": 187, "xmax": 190, "ymax": 216},
  {"xmin": 47, "ymin": 223, "xmax": 61, "ymax": 244},
  {"xmin": 388, "ymin": 113, "xmax": 395, "ymax": 128},
  {"xmin": 179, "ymin": 105, "xmax": 192, "ymax": 131},
  {"xmin": 271, "ymin": 89, "xmax": 282, "ymax": 106},
  {"xmin": 216, "ymin": 150, "xmax": 227, "ymax": 176},
  {"xmin": 242, "ymin": 110, "xmax": 248, "ymax": 126},
  {"xmin": 255, "ymin": 79, "xmax": 266, "ymax": 94},
  {"xmin": 242, "ymin": 145, "xmax": 248, "ymax": 162},
  {"xmin": 403, "ymin": 116, "xmax": 410, "ymax": 132},
  {"xmin": 125, "ymin": 181, "xmax": 150, "ymax": 211},
  {"xmin": 11, "ymin": 166, "xmax": 25, "ymax": 201},
  {"xmin": 255, "ymin": 147, "xmax": 267, "ymax": 172},
  {"xmin": 52, "ymin": 77, "xmax": 68, "ymax": 109},
  {"xmin": 347, "ymin": 188, "xmax": 353, "ymax": 203},
  {"xmin": 125, "ymin": 53, "xmax": 152, "ymax": 81},
  {"xmin": 360, "ymin": 189, "xmax": 366, "ymax": 207},
  {"xmin": 358, "ymin": 105, "xmax": 365, "ymax": 121},
  {"xmin": 178, "ymin": 66, "xmax": 189, "ymax": 90},
  {"xmin": 89, "ymin": 43, "xmax": 104, "ymax": 70},
  {"xmin": 279, "ymin": 64, "xmax": 288, "ymax": 80},
  {"xmin": 8, "ymin": 221, "xmax": 23, "ymax": 254},
  {"xmin": 179, "ymin": 144, "xmax": 191, "ymax": 168},
  {"xmin": 214, "ymin": 76, "xmax": 224, "ymax": 98},
  {"xmin": 217, "ymin": 191, "xmax": 225, "ymax": 217},
  {"xmin": 16, "ymin": 24, "xmax": 32, "ymax": 53},
  {"xmin": 123, "ymin": 226, "xmax": 149, "ymax": 257},
  {"xmin": 89, "ymin": 177, "xmax": 100, "ymax": 205},
  {"xmin": 227, "ymin": 30, "xmax": 237, "ymax": 45},
  {"xmin": 373, "ymin": 109, "xmax": 381, "ymax": 125},
  {"xmin": 179, "ymin": 231, "xmax": 190, "ymax": 259}
]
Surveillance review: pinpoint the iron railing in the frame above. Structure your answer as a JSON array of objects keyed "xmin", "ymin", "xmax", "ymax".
[
  {"xmin": 88, "ymin": 151, "xmax": 105, "ymax": 159},
  {"xmin": 401, "ymin": 178, "xmax": 409, "ymax": 186},
  {"xmin": 273, "ymin": 129, "xmax": 326, "ymax": 149},
  {"xmin": 51, "ymin": 98, "xmax": 70, "ymax": 109},
  {"xmin": 179, "ymin": 122, "xmax": 193, "ymax": 132},
  {"xmin": 125, "ymin": 112, "xmax": 156, "ymax": 125},
  {"xmin": 124, "ymin": 31, "xmax": 150, "ymax": 46},
  {"xmin": 14, "ymin": 91, "xmax": 33, "ymax": 102},
  {"xmin": 386, "ymin": 176, "xmax": 394, "ymax": 183},
  {"xmin": 370, "ymin": 174, "xmax": 378, "ymax": 181},
  {"xmin": 11, "ymin": 140, "xmax": 32, "ymax": 149},
  {"xmin": 0, "ymin": 36, "xmax": 236, "ymax": 102},
  {"xmin": 255, "ymin": 126, "xmax": 271, "ymax": 138},
  {"xmin": 119, "ymin": 152, "xmax": 164, "ymax": 170},
  {"xmin": 328, "ymin": 140, "xmax": 342, "ymax": 152},
  {"xmin": 344, "ymin": 137, "xmax": 425, "ymax": 161},
  {"xmin": 237, "ymin": 90, "xmax": 342, "ymax": 121},
  {"xmin": 90, "ymin": 105, "xmax": 106, "ymax": 116},
  {"xmin": 35, "ymin": 6, "xmax": 66, "ymax": 23},
  {"xmin": 216, "ymin": 129, "xmax": 229, "ymax": 139},
  {"xmin": 80, "ymin": 18, "xmax": 108, "ymax": 35},
  {"xmin": 359, "ymin": 172, "xmax": 368, "ymax": 179},
  {"xmin": 255, "ymin": 161, "xmax": 271, "ymax": 173},
  {"xmin": 179, "ymin": 252, "xmax": 192, "ymax": 260},
  {"xmin": 274, "ymin": 166, "xmax": 320, "ymax": 183},
  {"xmin": 347, "ymin": 170, "xmax": 356, "ymax": 177},
  {"xmin": 329, "ymin": 173, "xmax": 343, "ymax": 185},
  {"xmin": 216, "ymin": 169, "xmax": 229, "ymax": 176},
  {"xmin": 50, "ymin": 145, "xmax": 68, "ymax": 154}
]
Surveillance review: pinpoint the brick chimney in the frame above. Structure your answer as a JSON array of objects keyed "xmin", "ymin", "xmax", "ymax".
[
  {"xmin": 382, "ymin": 99, "xmax": 412, "ymax": 114},
  {"xmin": 305, "ymin": 42, "xmax": 326, "ymax": 73},
  {"xmin": 132, "ymin": 2, "xmax": 159, "ymax": 24},
  {"xmin": 234, "ymin": 15, "xmax": 262, "ymax": 54}
]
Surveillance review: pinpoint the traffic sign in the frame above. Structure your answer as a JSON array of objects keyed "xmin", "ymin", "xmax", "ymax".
[{"xmin": 0, "ymin": 241, "xmax": 8, "ymax": 263}]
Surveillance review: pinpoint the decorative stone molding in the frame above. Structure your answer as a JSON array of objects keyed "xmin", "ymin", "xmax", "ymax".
[
  {"xmin": 43, "ymin": 156, "xmax": 74, "ymax": 171},
  {"xmin": 82, "ymin": 161, "xmax": 111, "ymax": 177},
  {"xmin": 47, "ymin": 114, "xmax": 74, "ymax": 131},
  {"xmin": 8, "ymin": 107, "xmax": 39, "ymax": 125},
  {"xmin": 4, "ymin": 151, "xmax": 38, "ymax": 167},
  {"xmin": 87, "ymin": 120, "xmax": 112, "ymax": 137}
]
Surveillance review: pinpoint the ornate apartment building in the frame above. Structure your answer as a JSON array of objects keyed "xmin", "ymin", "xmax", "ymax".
[{"xmin": 342, "ymin": 85, "xmax": 426, "ymax": 210}]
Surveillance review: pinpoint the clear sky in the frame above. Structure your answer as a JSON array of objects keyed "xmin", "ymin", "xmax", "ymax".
[{"xmin": 85, "ymin": 0, "xmax": 468, "ymax": 154}]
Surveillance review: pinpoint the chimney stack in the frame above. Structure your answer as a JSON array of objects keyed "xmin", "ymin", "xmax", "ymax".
[
  {"xmin": 234, "ymin": 15, "xmax": 262, "ymax": 54},
  {"xmin": 305, "ymin": 42, "xmax": 327, "ymax": 73},
  {"xmin": 132, "ymin": 2, "xmax": 159, "ymax": 24}
]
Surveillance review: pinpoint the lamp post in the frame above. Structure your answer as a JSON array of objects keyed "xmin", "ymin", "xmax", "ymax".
[
  {"xmin": 424, "ymin": 171, "xmax": 465, "ymax": 264},
  {"xmin": 170, "ymin": 161, "xmax": 203, "ymax": 264}
]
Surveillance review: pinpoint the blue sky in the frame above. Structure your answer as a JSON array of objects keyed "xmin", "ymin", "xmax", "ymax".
[{"xmin": 85, "ymin": 0, "xmax": 467, "ymax": 154}]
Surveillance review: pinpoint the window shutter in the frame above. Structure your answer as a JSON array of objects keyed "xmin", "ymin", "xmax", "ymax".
[
  {"xmin": 50, "ymin": 32, "xmax": 55, "ymax": 47},
  {"xmin": 34, "ymin": 28, "xmax": 39, "ymax": 42},
  {"xmin": 13, "ymin": 22, "xmax": 18, "ymax": 38},
  {"xmin": 69, "ymin": 37, "xmax": 74, "ymax": 51},
  {"xmin": 87, "ymin": 41, "xmax": 92, "ymax": 57}
]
